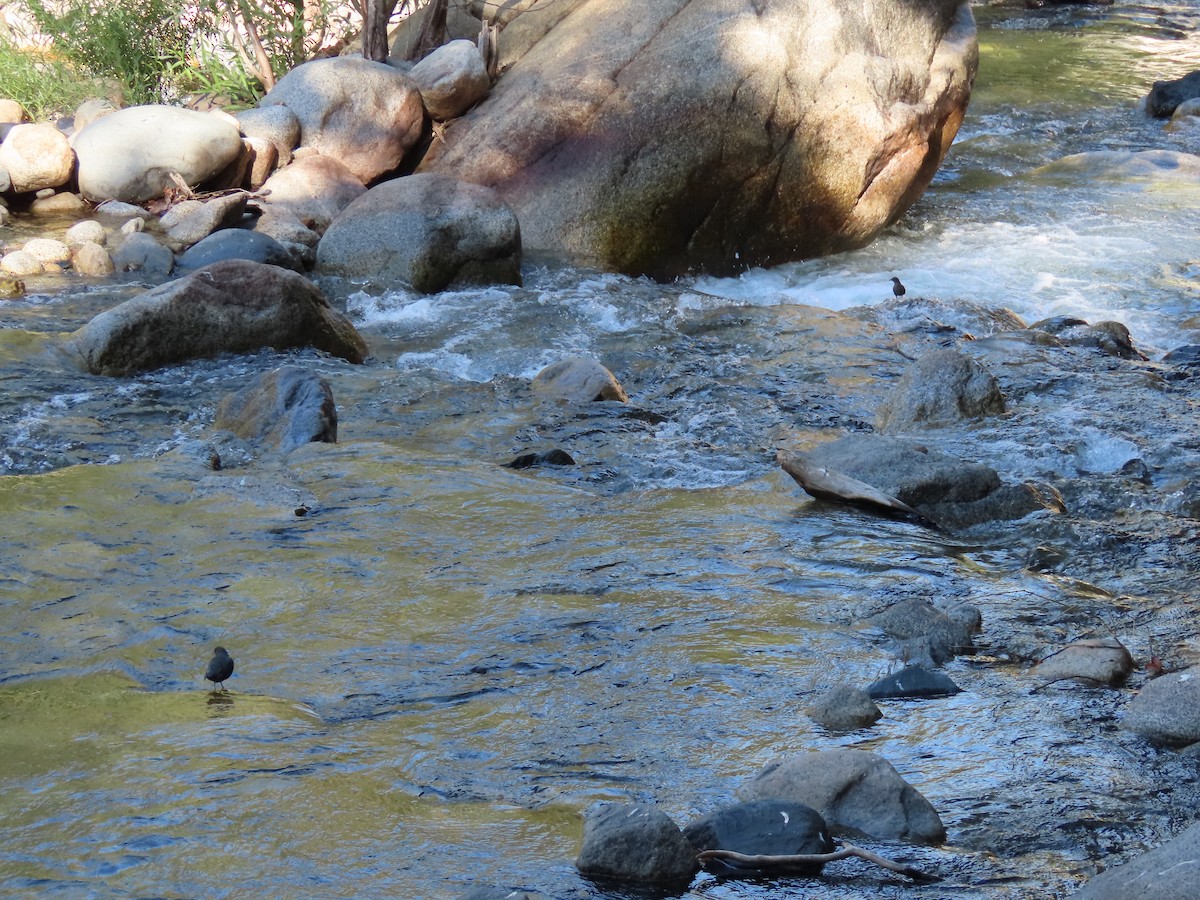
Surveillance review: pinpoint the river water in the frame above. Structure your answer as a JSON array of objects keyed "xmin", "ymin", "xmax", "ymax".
[{"xmin": 3, "ymin": 4, "xmax": 1200, "ymax": 898}]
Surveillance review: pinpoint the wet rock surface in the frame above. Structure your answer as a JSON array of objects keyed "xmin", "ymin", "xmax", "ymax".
[{"xmin": 738, "ymin": 750, "xmax": 947, "ymax": 844}]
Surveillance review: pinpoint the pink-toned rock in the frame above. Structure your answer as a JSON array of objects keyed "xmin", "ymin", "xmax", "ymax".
[
  {"xmin": 258, "ymin": 155, "xmax": 366, "ymax": 231},
  {"xmin": 260, "ymin": 57, "xmax": 425, "ymax": 184},
  {"xmin": 409, "ymin": 39, "xmax": 491, "ymax": 121}
]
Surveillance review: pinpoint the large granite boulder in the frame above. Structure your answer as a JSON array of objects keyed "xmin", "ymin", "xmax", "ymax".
[
  {"xmin": 1145, "ymin": 70, "xmax": 1200, "ymax": 118},
  {"xmin": 420, "ymin": 0, "xmax": 977, "ymax": 278},
  {"xmin": 66, "ymin": 259, "xmax": 368, "ymax": 375},
  {"xmin": 316, "ymin": 173, "xmax": 522, "ymax": 292},
  {"xmin": 73, "ymin": 105, "xmax": 244, "ymax": 203},
  {"xmin": 260, "ymin": 57, "xmax": 425, "ymax": 184},
  {"xmin": 738, "ymin": 749, "xmax": 946, "ymax": 844}
]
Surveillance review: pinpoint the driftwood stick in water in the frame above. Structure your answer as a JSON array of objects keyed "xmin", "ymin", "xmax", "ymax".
[{"xmin": 696, "ymin": 841, "xmax": 940, "ymax": 883}]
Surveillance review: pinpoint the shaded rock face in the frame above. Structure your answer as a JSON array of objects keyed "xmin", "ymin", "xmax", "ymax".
[
  {"xmin": 1070, "ymin": 820, "xmax": 1200, "ymax": 899},
  {"xmin": 421, "ymin": 0, "xmax": 977, "ymax": 278},
  {"xmin": 738, "ymin": 749, "xmax": 946, "ymax": 844},
  {"xmin": 316, "ymin": 173, "xmax": 522, "ymax": 293},
  {"xmin": 66, "ymin": 259, "xmax": 368, "ymax": 376},
  {"xmin": 684, "ymin": 800, "xmax": 834, "ymax": 876},
  {"xmin": 73, "ymin": 105, "xmax": 244, "ymax": 203},
  {"xmin": 257, "ymin": 155, "xmax": 367, "ymax": 233},
  {"xmin": 214, "ymin": 366, "xmax": 337, "ymax": 454},
  {"xmin": 1146, "ymin": 69, "xmax": 1200, "ymax": 118},
  {"xmin": 260, "ymin": 57, "xmax": 425, "ymax": 184},
  {"xmin": 575, "ymin": 803, "xmax": 700, "ymax": 885},
  {"xmin": 1121, "ymin": 668, "xmax": 1200, "ymax": 746}
]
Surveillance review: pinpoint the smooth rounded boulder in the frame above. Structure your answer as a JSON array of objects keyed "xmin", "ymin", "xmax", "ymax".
[
  {"xmin": 73, "ymin": 105, "xmax": 244, "ymax": 203},
  {"xmin": 575, "ymin": 803, "xmax": 699, "ymax": 885},
  {"xmin": 316, "ymin": 173, "xmax": 522, "ymax": 293},
  {"xmin": 421, "ymin": 0, "xmax": 977, "ymax": 278},
  {"xmin": 66, "ymin": 259, "xmax": 368, "ymax": 375},
  {"xmin": 260, "ymin": 57, "xmax": 425, "ymax": 184},
  {"xmin": 409, "ymin": 39, "xmax": 491, "ymax": 121},
  {"xmin": 0, "ymin": 123, "xmax": 74, "ymax": 193}
]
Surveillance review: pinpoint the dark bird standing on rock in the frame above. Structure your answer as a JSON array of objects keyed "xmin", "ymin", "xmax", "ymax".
[
  {"xmin": 890, "ymin": 276, "xmax": 906, "ymax": 297},
  {"xmin": 205, "ymin": 646, "xmax": 235, "ymax": 691}
]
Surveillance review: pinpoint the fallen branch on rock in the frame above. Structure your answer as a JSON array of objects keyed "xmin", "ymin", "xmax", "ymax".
[{"xmin": 696, "ymin": 840, "xmax": 940, "ymax": 882}]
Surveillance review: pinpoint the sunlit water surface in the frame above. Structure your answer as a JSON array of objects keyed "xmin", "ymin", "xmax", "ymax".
[{"xmin": 3, "ymin": 5, "xmax": 1200, "ymax": 899}]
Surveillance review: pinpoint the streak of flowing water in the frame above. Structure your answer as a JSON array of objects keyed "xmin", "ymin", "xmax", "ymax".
[{"xmin": 3, "ymin": 5, "xmax": 1200, "ymax": 899}]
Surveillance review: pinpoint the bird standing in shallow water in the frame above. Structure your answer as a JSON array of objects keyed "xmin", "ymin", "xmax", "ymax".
[
  {"xmin": 890, "ymin": 276, "xmax": 906, "ymax": 297},
  {"xmin": 205, "ymin": 646, "xmax": 235, "ymax": 691}
]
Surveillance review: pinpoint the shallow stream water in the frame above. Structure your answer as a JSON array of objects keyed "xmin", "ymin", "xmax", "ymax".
[{"xmin": 3, "ymin": 4, "xmax": 1200, "ymax": 898}]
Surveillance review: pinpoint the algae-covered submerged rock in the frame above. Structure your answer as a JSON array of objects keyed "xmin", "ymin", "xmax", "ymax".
[{"xmin": 67, "ymin": 260, "xmax": 368, "ymax": 375}]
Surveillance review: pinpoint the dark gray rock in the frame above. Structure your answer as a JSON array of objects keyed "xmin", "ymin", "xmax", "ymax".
[
  {"xmin": 575, "ymin": 803, "xmax": 700, "ymax": 885},
  {"xmin": 738, "ymin": 749, "xmax": 946, "ymax": 844},
  {"xmin": 110, "ymin": 232, "xmax": 174, "ymax": 275},
  {"xmin": 683, "ymin": 800, "xmax": 834, "ymax": 876},
  {"xmin": 1146, "ymin": 70, "xmax": 1200, "ymax": 118},
  {"xmin": 532, "ymin": 358, "xmax": 628, "ymax": 402},
  {"xmin": 66, "ymin": 259, "xmax": 368, "ymax": 376},
  {"xmin": 876, "ymin": 348, "xmax": 1005, "ymax": 432},
  {"xmin": 420, "ymin": 0, "xmax": 977, "ymax": 278},
  {"xmin": 868, "ymin": 597, "xmax": 977, "ymax": 664},
  {"xmin": 807, "ymin": 684, "xmax": 882, "ymax": 731},
  {"xmin": 213, "ymin": 366, "xmax": 336, "ymax": 454},
  {"xmin": 316, "ymin": 173, "xmax": 521, "ymax": 293},
  {"xmin": 178, "ymin": 229, "xmax": 301, "ymax": 272},
  {"xmin": 1121, "ymin": 668, "xmax": 1200, "ymax": 746},
  {"xmin": 504, "ymin": 449, "xmax": 576, "ymax": 469},
  {"xmin": 803, "ymin": 433, "xmax": 1064, "ymax": 529},
  {"xmin": 867, "ymin": 665, "xmax": 962, "ymax": 699},
  {"xmin": 1029, "ymin": 317, "xmax": 1147, "ymax": 360},
  {"xmin": 1070, "ymin": 820, "xmax": 1200, "ymax": 898}
]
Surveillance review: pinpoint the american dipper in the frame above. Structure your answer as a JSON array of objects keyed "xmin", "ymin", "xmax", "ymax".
[
  {"xmin": 205, "ymin": 646, "xmax": 235, "ymax": 691},
  {"xmin": 890, "ymin": 276, "xmax": 906, "ymax": 297}
]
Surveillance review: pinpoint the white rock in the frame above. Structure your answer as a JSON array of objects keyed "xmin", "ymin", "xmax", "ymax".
[
  {"xmin": 0, "ymin": 123, "xmax": 75, "ymax": 193},
  {"xmin": 22, "ymin": 238, "xmax": 71, "ymax": 264}
]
